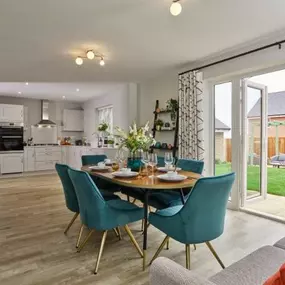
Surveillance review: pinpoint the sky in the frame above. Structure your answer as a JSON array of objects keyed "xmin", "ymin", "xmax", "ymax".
[{"xmin": 215, "ymin": 69, "xmax": 285, "ymax": 138}]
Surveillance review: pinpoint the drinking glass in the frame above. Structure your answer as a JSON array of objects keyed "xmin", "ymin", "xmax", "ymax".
[
  {"xmin": 164, "ymin": 152, "xmax": 173, "ymax": 169},
  {"xmin": 148, "ymin": 153, "xmax": 158, "ymax": 178},
  {"xmin": 115, "ymin": 150, "xmax": 125, "ymax": 169},
  {"xmin": 141, "ymin": 151, "xmax": 150, "ymax": 175}
]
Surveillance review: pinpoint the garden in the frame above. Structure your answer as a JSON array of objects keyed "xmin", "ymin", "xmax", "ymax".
[{"xmin": 215, "ymin": 162, "xmax": 285, "ymax": 197}]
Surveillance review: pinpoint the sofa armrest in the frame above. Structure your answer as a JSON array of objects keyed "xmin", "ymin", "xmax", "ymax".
[{"xmin": 150, "ymin": 257, "xmax": 216, "ymax": 285}]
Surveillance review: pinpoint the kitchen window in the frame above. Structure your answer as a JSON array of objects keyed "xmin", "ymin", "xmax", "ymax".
[{"xmin": 97, "ymin": 105, "xmax": 113, "ymax": 133}]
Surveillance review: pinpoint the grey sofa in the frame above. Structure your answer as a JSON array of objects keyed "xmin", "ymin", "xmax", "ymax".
[{"xmin": 150, "ymin": 237, "xmax": 285, "ymax": 285}]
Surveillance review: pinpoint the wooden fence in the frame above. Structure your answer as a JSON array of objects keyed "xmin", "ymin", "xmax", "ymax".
[{"xmin": 225, "ymin": 137, "xmax": 285, "ymax": 162}]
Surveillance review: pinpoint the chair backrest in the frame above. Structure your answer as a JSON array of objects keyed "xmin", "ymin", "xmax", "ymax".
[
  {"xmin": 177, "ymin": 158, "xmax": 204, "ymax": 174},
  {"xmin": 170, "ymin": 173, "xmax": 235, "ymax": 244},
  {"xmin": 68, "ymin": 168, "xmax": 106, "ymax": 229},
  {"xmin": 55, "ymin": 163, "xmax": 79, "ymax": 213},
  {"xmin": 81, "ymin": 154, "xmax": 107, "ymax": 166}
]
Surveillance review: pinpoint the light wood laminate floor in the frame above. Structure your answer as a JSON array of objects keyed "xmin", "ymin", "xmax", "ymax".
[{"xmin": 1, "ymin": 174, "xmax": 285, "ymax": 285}]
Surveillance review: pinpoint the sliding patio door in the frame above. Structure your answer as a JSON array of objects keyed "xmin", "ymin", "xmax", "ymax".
[{"xmin": 241, "ymin": 80, "xmax": 268, "ymax": 206}]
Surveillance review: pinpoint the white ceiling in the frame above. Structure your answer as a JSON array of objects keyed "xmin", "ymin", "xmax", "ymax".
[
  {"xmin": 0, "ymin": 82, "xmax": 124, "ymax": 102},
  {"xmin": 1, "ymin": 0, "xmax": 285, "ymax": 84}
]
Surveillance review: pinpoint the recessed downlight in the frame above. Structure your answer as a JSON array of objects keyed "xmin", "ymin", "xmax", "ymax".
[
  {"xmin": 25, "ymin": 82, "xmax": 29, "ymax": 86},
  {"xmin": 18, "ymin": 91, "xmax": 22, "ymax": 95},
  {"xmin": 62, "ymin": 96, "xmax": 66, "ymax": 99},
  {"xmin": 76, "ymin": 88, "xmax": 80, "ymax": 92}
]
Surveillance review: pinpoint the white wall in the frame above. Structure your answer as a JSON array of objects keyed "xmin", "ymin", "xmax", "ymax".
[
  {"xmin": 84, "ymin": 83, "xmax": 138, "ymax": 146},
  {"xmin": 0, "ymin": 96, "xmax": 83, "ymax": 141}
]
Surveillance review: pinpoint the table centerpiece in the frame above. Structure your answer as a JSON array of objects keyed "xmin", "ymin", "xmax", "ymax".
[{"xmin": 115, "ymin": 122, "xmax": 155, "ymax": 171}]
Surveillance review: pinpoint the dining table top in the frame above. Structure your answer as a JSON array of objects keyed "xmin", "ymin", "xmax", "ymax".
[{"xmin": 82, "ymin": 166, "xmax": 201, "ymax": 190}]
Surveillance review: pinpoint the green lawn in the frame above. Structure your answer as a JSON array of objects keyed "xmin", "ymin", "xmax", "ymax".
[{"xmin": 215, "ymin": 163, "xmax": 285, "ymax": 196}]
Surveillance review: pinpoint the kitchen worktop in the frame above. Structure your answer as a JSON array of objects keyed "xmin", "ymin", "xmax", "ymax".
[{"xmin": 24, "ymin": 145, "xmax": 119, "ymax": 149}]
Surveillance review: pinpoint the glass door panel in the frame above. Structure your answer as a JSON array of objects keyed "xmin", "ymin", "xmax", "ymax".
[
  {"xmin": 214, "ymin": 82, "xmax": 233, "ymax": 200},
  {"xmin": 242, "ymin": 80, "xmax": 268, "ymax": 206}
]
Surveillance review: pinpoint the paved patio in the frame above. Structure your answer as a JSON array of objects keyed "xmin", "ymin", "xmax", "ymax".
[{"xmin": 244, "ymin": 193, "xmax": 285, "ymax": 219}]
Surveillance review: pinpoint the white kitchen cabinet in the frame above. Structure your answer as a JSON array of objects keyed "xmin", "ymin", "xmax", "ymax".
[
  {"xmin": 61, "ymin": 147, "xmax": 67, "ymax": 164},
  {"xmin": 1, "ymin": 153, "xmax": 24, "ymax": 174},
  {"xmin": 0, "ymin": 104, "xmax": 23, "ymax": 123},
  {"xmin": 34, "ymin": 146, "xmax": 61, "ymax": 170},
  {"xmin": 24, "ymin": 148, "xmax": 35, "ymax": 172},
  {"xmin": 63, "ymin": 109, "xmax": 84, "ymax": 132},
  {"xmin": 66, "ymin": 146, "xmax": 82, "ymax": 169}
]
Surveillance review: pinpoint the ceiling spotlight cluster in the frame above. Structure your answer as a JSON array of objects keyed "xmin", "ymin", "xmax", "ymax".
[
  {"xmin": 170, "ymin": 0, "xmax": 182, "ymax": 16},
  {"xmin": 75, "ymin": 50, "xmax": 105, "ymax": 66}
]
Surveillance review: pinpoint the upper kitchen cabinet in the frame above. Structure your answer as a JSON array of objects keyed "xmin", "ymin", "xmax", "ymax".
[
  {"xmin": 62, "ymin": 109, "xmax": 84, "ymax": 132},
  {"xmin": 0, "ymin": 104, "xmax": 24, "ymax": 123}
]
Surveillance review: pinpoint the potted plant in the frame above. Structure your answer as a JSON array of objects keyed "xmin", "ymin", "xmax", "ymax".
[
  {"xmin": 166, "ymin": 98, "xmax": 178, "ymax": 121},
  {"xmin": 107, "ymin": 138, "xmax": 115, "ymax": 148},
  {"xmin": 97, "ymin": 122, "xmax": 109, "ymax": 147},
  {"xmin": 115, "ymin": 122, "xmax": 156, "ymax": 171},
  {"xmin": 98, "ymin": 122, "xmax": 109, "ymax": 133},
  {"xmin": 155, "ymin": 119, "xmax": 164, "ymax": 131}
]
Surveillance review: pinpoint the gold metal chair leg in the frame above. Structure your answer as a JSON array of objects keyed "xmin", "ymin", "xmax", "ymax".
[
  {"xmin": 143, "ymin": 250, "xmax": 147, "ymax": 271},
  {"xmin": 77, "ymin": 229, "xmax": 95, "ymax": 253},
  {"xmin": 117, "ymin": 227, "xmax": 122, "ymax": 240},
  {"xmin": 64, "ymin": 212, "xmax": 79, "ymax": 234},
  {"xmin": 149, "ymin": 235, "xmax": 169, "ymax": 265},
  {"xmin": 132, "ymin": 198, "xmax": 137, "ymax": 204},
  {"xmin": 76, "ymin": 224, "xmax": 84, "ymax": 248},
  {"xmin": 166, "ymin": 238, "xmax": 170, "ymax": 250},
  {"xmin": 206, "ymin": 241, "xmax": 225, "ymax": 269},
  {"xmin": 124, "ymin": 225, "xmax": 143, "ymax": 257},
  {"xmin": 141, "ymin": 219, "xmax": 144, "ymax": 232},
  {"xmin": 186, "ymin": 244, "xmax": 191, "ymax": 270},
  {"xmin": 113, "ymin": 228, "xmax": 119, "ymax": 237},
  {"xmin": 193, "ymin": 244, "xmax": 197, "ymax": 250},
  {"xmin": 94, "ymin": 231, "xmax": 108, "ymax": 274}
]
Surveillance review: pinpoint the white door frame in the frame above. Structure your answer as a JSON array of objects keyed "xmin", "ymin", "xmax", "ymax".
[
  {"xmin": 241, "ymin": 80, "xmax": 268, "ymax": 207},
  {"xmin": 209, "ymin": 79, "xmax": 241, "ymax": 210}
]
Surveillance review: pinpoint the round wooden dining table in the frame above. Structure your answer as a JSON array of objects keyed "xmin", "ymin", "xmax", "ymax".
[{"xmin": 82, "ymin": 166, "xmax": 200, "ymax": 270}]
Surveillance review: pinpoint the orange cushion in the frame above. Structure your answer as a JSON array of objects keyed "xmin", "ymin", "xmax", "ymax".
[{"xmin": 264, "ymin": 263, "xmax": 285, "ymax": 285}]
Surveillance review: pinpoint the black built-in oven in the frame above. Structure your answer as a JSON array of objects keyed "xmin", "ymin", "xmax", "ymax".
[{"xmin": 0, "ymin": 123, "xmax": 24, "ymax": 151}]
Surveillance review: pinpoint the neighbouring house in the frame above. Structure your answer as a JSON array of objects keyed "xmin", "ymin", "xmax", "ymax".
[
  {"xmin": 248, "ymin": 91, "xmax": 285, "ymax": 137},
  {"xmin": 215, "ymin": 118, "xmax": 231, "ymax": 162}
]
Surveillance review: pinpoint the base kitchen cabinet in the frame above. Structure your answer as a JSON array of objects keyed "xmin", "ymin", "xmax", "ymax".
[
  {"xmin": 34, "ymin": 146, "xmax": 62, "ymax": 171},
  {"xmin": 24, "ymin": 148, "xmax": 35, "ymax": 172},
  {"xmin": 1, "ymin": 153, "xmax": 24, "ymax": 174}
]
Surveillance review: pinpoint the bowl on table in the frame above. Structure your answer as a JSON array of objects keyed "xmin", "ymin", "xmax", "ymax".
[{"xmin": 157, "ymin": 171, "xmax": 187, "ymax": 182}]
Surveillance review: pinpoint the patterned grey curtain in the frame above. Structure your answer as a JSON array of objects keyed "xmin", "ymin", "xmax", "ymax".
[{"xmin": 178, "ymin": 71, "xmax": 204, "ymax": 160}]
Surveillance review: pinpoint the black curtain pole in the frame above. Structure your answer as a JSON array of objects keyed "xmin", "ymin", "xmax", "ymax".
[{"xmin": 179, "ymin": 39, "xmax": 285, "ymax": 76}]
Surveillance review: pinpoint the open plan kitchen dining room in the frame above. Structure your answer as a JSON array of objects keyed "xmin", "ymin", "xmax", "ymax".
[{"xmin": 2, "ymin": 1, "xmax": 285, "ymax": 285}]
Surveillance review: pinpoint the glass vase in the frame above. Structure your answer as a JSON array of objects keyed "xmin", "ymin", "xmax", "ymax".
[{"xmin": 127, "ymin": 151, "xmax": 143, "ymax": 172}]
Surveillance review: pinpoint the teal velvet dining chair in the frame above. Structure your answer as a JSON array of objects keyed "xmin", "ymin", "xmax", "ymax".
[
  {"xmin": 149, "ymin": 158, "xmax": 205, "ymax": 210},
  {"xmin": 55, "ymin": 163, "xmax": 80, "ymax": 235},
  {"xmin": 81, "ymin": 154, "xmax": 119, "ymax": 193},
  {"xmin": 68, "ymin": 168, "xmax": 144, "ymax": 274},
  {"xmin": 56, "ymin": 163, "xmax": 120, "ymax": 248},
  {"xmin": 81, "ymin": 154, "xmax": 107, "ymax": 166},
  {"xmin": 149, "ymin": 172, "xmax": 235, "ymax": 270}
]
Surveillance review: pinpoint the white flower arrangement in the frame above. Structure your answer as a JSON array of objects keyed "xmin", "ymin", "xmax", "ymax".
[{"xmin": 115, "ymin": 122, "xmax": 155, "ymax": 153}]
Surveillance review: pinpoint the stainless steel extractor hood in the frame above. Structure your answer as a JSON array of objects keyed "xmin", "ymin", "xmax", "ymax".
[{"xmin": 35, "ymin": 100, "xmax": 56, "ymax": 126}]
